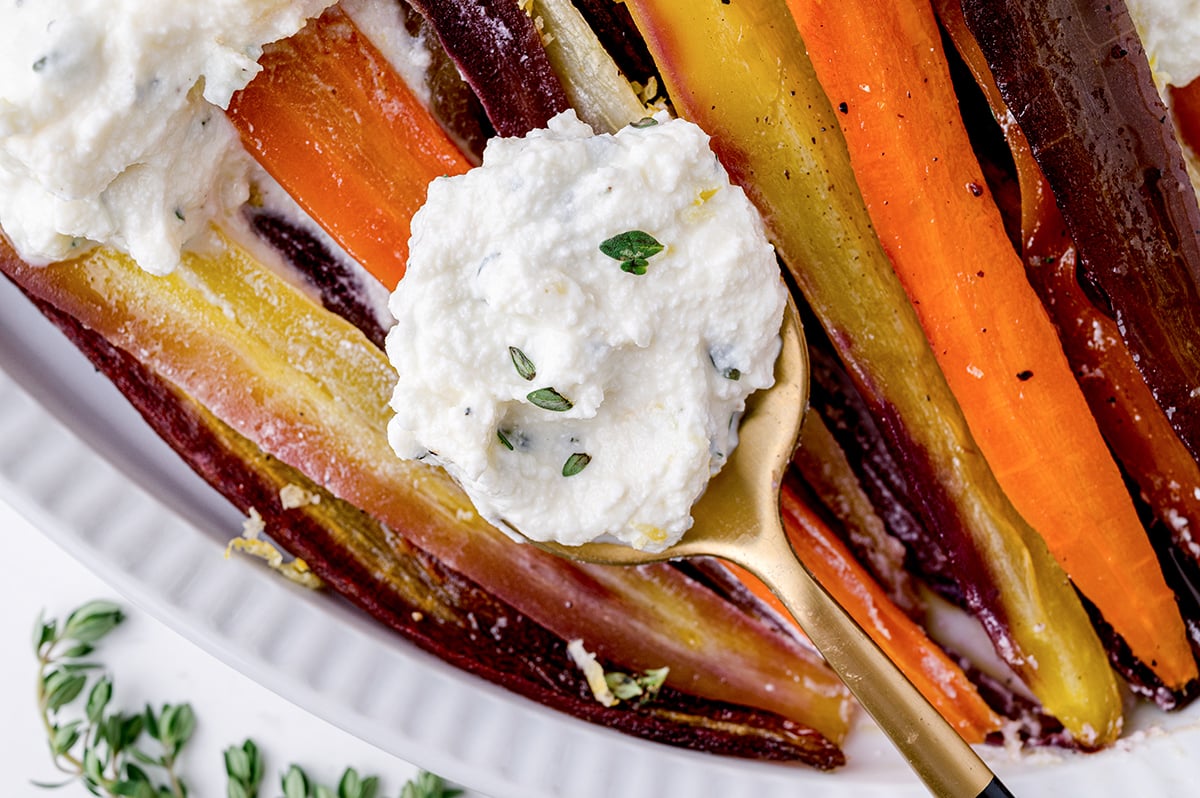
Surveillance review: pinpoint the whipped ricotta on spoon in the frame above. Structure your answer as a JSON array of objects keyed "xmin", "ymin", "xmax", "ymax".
[{"xmin": 387, "ymin": 111, "xmax": 787, "ymax": 551}]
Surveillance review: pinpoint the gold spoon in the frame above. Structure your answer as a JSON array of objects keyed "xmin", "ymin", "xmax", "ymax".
[{"xmin": 531, "ymin": 298, "xmax": 1014, "ymax": 798}]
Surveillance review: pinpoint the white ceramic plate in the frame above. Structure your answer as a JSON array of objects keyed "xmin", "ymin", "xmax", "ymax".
[{"xmin": 2, "ymin": 272, "xmax": 1200, "ymax": 797}]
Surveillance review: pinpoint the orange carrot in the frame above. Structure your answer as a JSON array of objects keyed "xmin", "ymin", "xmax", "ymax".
[
  {"xmin": 731, "ymin": 479, "xmax": 1005, "ymax": 743},
  {"xmin": 228, "ymin": 8, "xmax": 470, "ymax": 289},
  {"xmin": 1172, "ymin": 78, "xmax": 1200, "ymax": 157},
  {"xmin": 788, "ymin": 0, "xmax": 1196, "ymax": 688},
  {"xmin": 936, "ymin": 0, "xmax": 1200, "ymax": 704}
]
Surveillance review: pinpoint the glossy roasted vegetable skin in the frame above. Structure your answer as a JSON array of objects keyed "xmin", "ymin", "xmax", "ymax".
[
  {"xmin": 0, "ymin": 233, "xmax": 854, "ymax": 757},
  {"xmin": 793, "ymin": 0, "xmax": 1193, "ymax": 693},
  {"xmin": 623, "ymin": 0, "xmax": 1122, "ymax": 745},
  {"xmin": 938, "ymin": 0, "xmax": 1200, "ymax": 707},
  {"xmin": 961, "ymin": 0, "xmax": 1200, "ymax": 463},
  {"xmin": 403, "ymin": 0, "xmax": 569, "ymax": 137},
  {"xmin": 229, "ymin": 8, "xmax": 470, "ymax": 290},
  {"xmin": 792, "ymin": 411, "xmax": 922, "ymax": 617},
  {"xmin": 14, "ymin": 279, "xmax": 844, "ymax": 764},
  {"xmin": 778, "ymin": 476, "xmax": 1005, "ymax": 742}
]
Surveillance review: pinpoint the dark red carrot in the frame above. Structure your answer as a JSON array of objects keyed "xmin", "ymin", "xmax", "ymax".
[
  {"xmin": 961, "ymin": 0, "xmax": 1200, "ymax": 462},
  {"xmin": 1173, "ymin": 78, "xmax": 1200, "ymax": 157},
  {"xmin": 403, "ymin": 0, "xmax": 570, "ymax": 137}
]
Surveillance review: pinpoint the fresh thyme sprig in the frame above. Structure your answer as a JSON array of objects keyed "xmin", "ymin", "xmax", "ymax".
[
  {"xmin": 34, "ymin": 601, "xmax": 462, "ymax": 798},
  {"xmin": 225, "ymin": 745, "xmax": 459, "ymax": 798},
  {"xmin": 224, "ymin": 739, "xmax": 264, "ymax": 798},
  {"xmin": 33, "ymin": 599, "xmax": 195, "ymax": 798},
  {"xmin": 399, "ymin": 772, "xmax": 463, "ymax": 798}
]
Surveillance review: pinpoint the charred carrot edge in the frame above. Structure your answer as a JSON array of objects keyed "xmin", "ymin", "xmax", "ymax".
[
  {"xmin": 788, "ymin": 0, "xmax": 1195, "ymax": 690},
  {"xmin": 727, "ymin": 478, "xmax": 1003, "ymax": 743},
  {"xmin": 228, "ymin": 7, "xmax": 470, "ymax": 289},
  {"xmin": 1173, "ymin": 78, "xmax": 1200, "ymax": 157}
]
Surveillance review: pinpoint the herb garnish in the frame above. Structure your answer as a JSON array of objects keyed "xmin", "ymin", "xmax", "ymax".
[
  {"xmin": 527, "ymin": 387, "xmax": 573, "ymax": 412},
  {"xmin": 400, "ymin": 771, "xmax": 464, "ymax": 798},
  {"xmin": 497, "ymin": 429, "xmax": 514, "ymax": 450},
  {"xmin": 562, "ymin": 452, "xmax": 591, "ymax": 477},
  {"xmin": 33, "ymin": 600, "xmax": 461, "ymax": 798},
  {"xmin": 722, "ymin": 367, "xmax": 741, "ymax": 381},
  {"xmin": 33, "ymin": 600, "xmax": 196, "ymax": 798},
  {"xmin": 508, "ymin": 346, "xmax": 536, "ymax": 381},
  {"xmin": 223, "ymin": 739, "xmax": 264, "ymax": 798},
  {"xmin": 599, "ymin": 230, "xmax": 664, "ymax": 275},
  {"xmin": 605, "ymin": 666, "xmax": 670, "ymax": 704},
  {"xmin": 630, "ymin": 117, "xmax": 659, "ymax": 128}
]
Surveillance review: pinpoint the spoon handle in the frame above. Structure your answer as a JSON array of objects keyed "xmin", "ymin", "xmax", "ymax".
[
  {"xmin": 735, "ymin": 520, "xmax": 1011, "ymax": 798},
  {"xmin": 976, "ymin": 777, "xmax": 1017, "ymax": 798}
]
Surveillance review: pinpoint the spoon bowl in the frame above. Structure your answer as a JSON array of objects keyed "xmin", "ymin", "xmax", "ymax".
[{"xmin": 531, "ymin": 297, "xmax": 1013, "ymax": 798}]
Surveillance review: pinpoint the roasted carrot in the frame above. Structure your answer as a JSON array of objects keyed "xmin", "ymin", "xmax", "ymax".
[
  {"xmin": 721, "ymin": 562, "xmax": 1001, "ymax": 742},
  {"xmin": 228, "ymin": 7, "xmax": 470, "ymax": 289},
  {"xmin": 766, "ymin": 478, "xmax": 1004, "ymax": 743},
  {"xmin": 938, "ymin": 0, "xmax": 1200, "ymax": 702},
  {"xmin": 1172, "ymin": 78, "xmax": 1200, "ymax": 157},
  {"xmin": 961, "ymin": 0, "xmax": 1200, "ymax": 464},
  {"xmin": 625, "ymin": 0, "xmax": 1121, "ymax": 745},
  {"xmin": 0, "ymin": 233, "xmax": 855, "ymax": 749},
  {"xmin": 789, "ymin": 0, "xmax": 1195, "ymax": 690},
  {"xmin": 792, "ymin": 412, "xmax": 922, "ymax": 617}
]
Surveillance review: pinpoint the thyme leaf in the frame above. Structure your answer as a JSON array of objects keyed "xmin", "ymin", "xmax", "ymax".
[
  {"xmin": 527, "ymin": 387, "xmax": 573, "ymax": 412},
  {"xmin": 508, "ymin": 346, "xmax": 536, "ymax": 381},
  {"xmin": 630, "ymin": 117, "xmax": 659, "ymax": 128},
  {"xmin": 497, "ymin": 429, "xmax": 514, "ymax": 450},
  {"xmin": 599, "ymin": 231, "xmax": 663, "ymax": 275},
  {"xmin": 562, "ymin": 452, "xmax": 591, "ymax": 477},
  {"xmin": 400, "ymin": 772, "xmax": 463, "ymax": 798},
  {"xmin": 603, "ymin": 665, "xmax": 669, "ymax": 705}
]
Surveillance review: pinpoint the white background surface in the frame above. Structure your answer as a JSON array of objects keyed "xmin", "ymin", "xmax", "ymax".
[{"xmin": 0, "ymin": 497, "xmax": 480, "ymax": 798}]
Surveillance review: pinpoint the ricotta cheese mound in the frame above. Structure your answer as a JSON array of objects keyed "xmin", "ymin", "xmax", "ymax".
[
  {"xmin": 0, "ymin": 0, "xmax": 335, "ymax": 275},
  {"xmin": 387, "ymin": 111, "xmax": 787, "ymax": 551}
]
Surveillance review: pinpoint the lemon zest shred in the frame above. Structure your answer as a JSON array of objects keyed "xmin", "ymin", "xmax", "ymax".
[{"xmin": 225, "ymin": 507, "xmax": 325, "ymax": 590}]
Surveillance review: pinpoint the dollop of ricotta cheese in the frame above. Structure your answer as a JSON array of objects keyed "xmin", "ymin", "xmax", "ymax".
[
  {"xmin": 0, "ymin": 0, "xmax": 335, "ymax": 274},
  {"xmin": 387, "ymin": 111, "xmax": 786, "ymax": 551}
]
